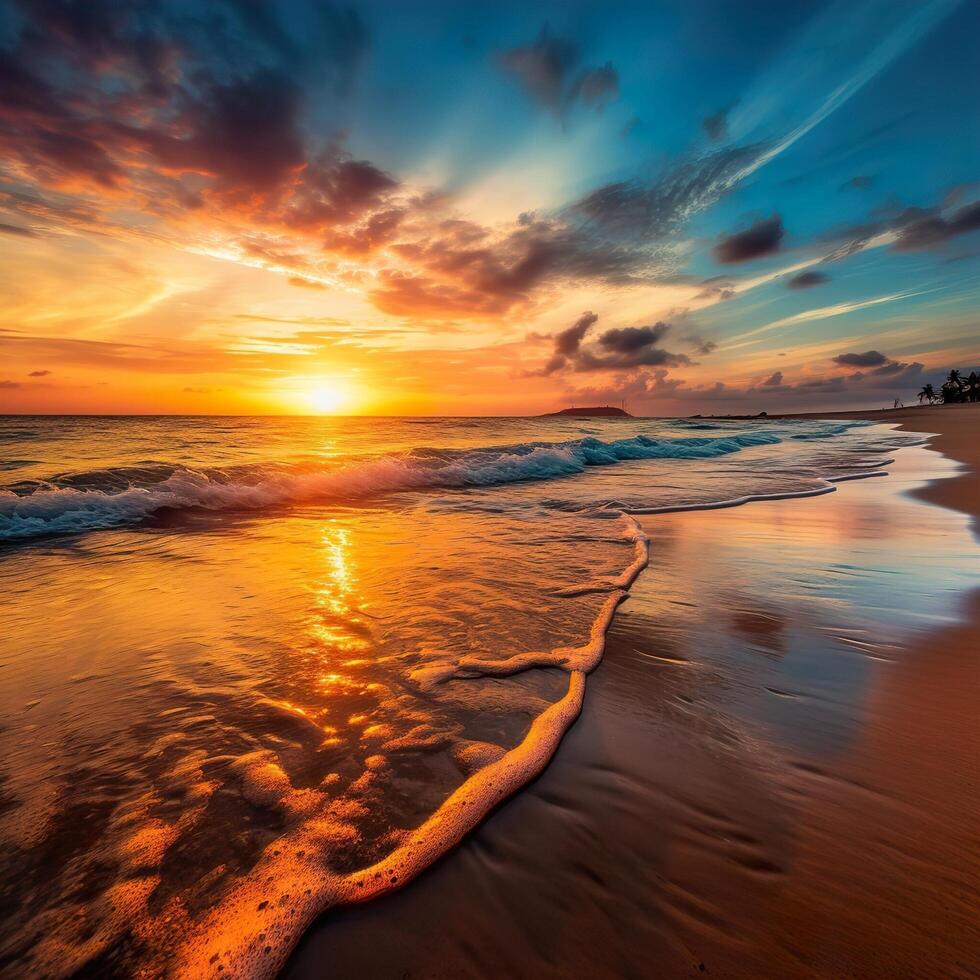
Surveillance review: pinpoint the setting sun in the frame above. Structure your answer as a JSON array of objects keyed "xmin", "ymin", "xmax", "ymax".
[
  {"xmin": 308, "ymin": 385, "xmax": 347, "ymax": 414},
  {"xmin": 299, "ymin": 379, "xmax": 363, "ymax": 415}
]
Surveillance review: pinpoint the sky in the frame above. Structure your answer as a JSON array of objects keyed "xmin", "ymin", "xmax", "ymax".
[{"xmin": 0, "ymin": 0, "xmax": 978, "ymax": 416}]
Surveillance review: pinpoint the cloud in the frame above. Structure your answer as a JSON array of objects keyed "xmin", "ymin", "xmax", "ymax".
[
  {"xmin": 727, "ymin": 290, "xmax": 917, "ymax": 345},
  {"xmin": 568, "ymin": 143, "xmax": 762, "ymax": 242},
  {"xmin": 540, "ymin": 311, "xmax": 599, "ymax": 373},
  {"xmin": 498, "ymin": 26, "xmax": 619, "ymax": 118},
  {"xmin": 571, "ymin": 64, "xmax": 620, "ymax": 111},
  {"xmin": 683, "ymin": 334, "xmax": 718, "ymax": 355},
  {"xmin": 841, "ymin": 175, "xmax": 875, "ymax": 191},
  {"xmin": 556, "ymin": 312, "xmax": 599, "ymax": 355},
  {"xmin": 787, "ymin": 270, "xmax": 830, "ymax": 288},
  {"xmin": 713, "ymin": 217, "xmax": 784, "ymax": 264},
  {"xmin": 695, "ymin": 278, "xmax": 736, "ymax": 302},
  {"xmin": 28, "ymin": 370, "xmax": 51, "ymax": 377},
  {"xmin": 891, "ymin": 201, "xmax": 980, "ymax": 252},
  {"xmin": 0, "ymin": 1, "xmax": 372, "ymax": 214},
  {"xmin": 287, "ymin": 154, "xmax": 400, "ymax": 231},
  {"xmin": 287, "ymin": 277, "xmax": 327, "ymax": 290},
  {"xmin": 597, "ymin": 323, "xmax": 671, "ymax": 354},
  {"xmin": 833, "ymin": 350, "xmax": 888, "ymax": 367},
  {"xmin": 830, "ymin": 350, "xmax": 925, "ymax": 381},
  {"xmin": 0, "ymin": 380, "xmax": 22, "ymax": 389},
  {"xmin": 145, "ymin": 69, "xmax": 308, "ymax": 196},
  {"xmin": 702, "ymin": 103, "xmax": 736, "ymax": 142},
  {"xmin": 537, "ymin": 313, "xmax": 690, "ymax": 374},
  {"xmin": 0, "ymin": 222, "xmax": 36, "ymax": 237},
  {"xmin": 371, "ymin": 213, "xmax": 652, "ymax": 318},
  {"xmin": 572, "ymin": 356, "xmax": 930, "ymax": 412},
  {"xmin": 820, "ymin": 193, "xmax": 980, "ymax": 261}
]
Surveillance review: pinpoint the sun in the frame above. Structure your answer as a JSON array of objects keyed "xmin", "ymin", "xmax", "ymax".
[{"xmin": 307, "ymin": 384, "xmax": 348, "ymax": 414}]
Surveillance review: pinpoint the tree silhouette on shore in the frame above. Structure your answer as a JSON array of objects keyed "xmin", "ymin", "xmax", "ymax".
[{"xmin": 935, "ymin": 369, "xmax": 980, "ymax": 404}]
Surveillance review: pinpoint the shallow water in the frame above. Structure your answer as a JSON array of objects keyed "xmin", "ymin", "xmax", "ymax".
[
  {"xmin": 0, "ymin": 415, "xmax": 919, "ymax": 976},
  {"xmin": 283, "ymin": 444, "xmax": 980, "ymax": 979}
]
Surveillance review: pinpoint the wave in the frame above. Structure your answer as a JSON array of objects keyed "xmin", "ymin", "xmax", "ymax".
[
  {"xmin": 790, "ymin": 422, "xmax": 856, "ymax": 440},
  {"xmin": 0, "ymin": 431, "xmax": 784, "ymax": 541}
]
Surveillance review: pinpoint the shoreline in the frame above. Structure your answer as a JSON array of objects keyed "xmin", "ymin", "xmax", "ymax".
[
  {"xmin": 285, "ymin": 403, "xmax": 980, "ymax": 978},
  {"xmin": 813, "ymin": 403, "xmax": 979, "ymax": 531}
]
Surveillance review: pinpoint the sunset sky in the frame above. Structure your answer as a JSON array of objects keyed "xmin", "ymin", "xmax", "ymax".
[{"xmin": 1, "ymin": 0, "xmax": 978, "ymax": 416}]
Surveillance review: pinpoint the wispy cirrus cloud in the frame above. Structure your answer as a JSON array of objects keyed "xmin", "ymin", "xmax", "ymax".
[{"xmin": 725, "ymin": 290, "xmax": 929, "ymax": 347}]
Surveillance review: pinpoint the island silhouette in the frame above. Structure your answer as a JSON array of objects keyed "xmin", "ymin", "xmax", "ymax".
[{"xmin": 544, "ymin": 406, "xmax": 633, "ymax": 418}]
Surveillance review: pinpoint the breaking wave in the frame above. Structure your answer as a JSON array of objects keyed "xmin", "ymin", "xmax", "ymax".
[{"xmin": 0, "ymin": 432, "xmax": 784, "ymax": 540}]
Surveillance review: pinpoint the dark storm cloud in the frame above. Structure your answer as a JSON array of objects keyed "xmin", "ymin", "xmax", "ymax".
[
  {"xmin": 498, "ymin": 25, "xmax": 619, "ymax": 118},
  {"xmin": 833, "ymin": 350, "xmax": 888, "ymax": 368},
  {"xmin": 28, "ymin": 370, "xmax": 51, "ymax": 377},
  {"xmin": 787, "ymin": 270, "xmax": 829, "ymax": 289},
  {"xmin": 713, "ymin": 216, "xmax": 784, "ymax": 264}
]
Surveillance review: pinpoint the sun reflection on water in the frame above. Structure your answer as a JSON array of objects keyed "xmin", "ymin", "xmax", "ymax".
[{"xmin": 309, "ymin": 523, "xmax": 370, "ymax": 658}]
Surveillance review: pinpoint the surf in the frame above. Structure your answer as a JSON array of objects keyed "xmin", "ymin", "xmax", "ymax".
[{"xmin": 0, "ymin": 430, "xmax": 790, "ymax": 541}]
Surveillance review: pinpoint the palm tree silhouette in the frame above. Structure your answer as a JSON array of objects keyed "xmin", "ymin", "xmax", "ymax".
[
  {"xmin": 925, "ymin": 368, "xmax": 980, "ymax": 404},
  {"xmin": 941, "ymin": 381, "xmax": 961, "ymax": 403}
]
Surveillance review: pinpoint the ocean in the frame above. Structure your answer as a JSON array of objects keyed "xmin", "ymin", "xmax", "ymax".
[{"xmin": 0, "ymin": 415, "xmax": 919, "ymax": 976}]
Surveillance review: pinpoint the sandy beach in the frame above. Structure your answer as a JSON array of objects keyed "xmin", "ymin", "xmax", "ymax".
[{"xmin": 285, "ymin": 403, "xmax": 980, "ymax": 978}]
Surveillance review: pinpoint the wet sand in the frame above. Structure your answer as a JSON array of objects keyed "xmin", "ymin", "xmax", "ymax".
[{"xmin": 285, "ymin": 404, "xmax": 980, "ymax": 979}]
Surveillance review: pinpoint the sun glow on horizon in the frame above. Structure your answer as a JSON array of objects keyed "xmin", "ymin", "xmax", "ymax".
[{"xmin": 300, "ymin": 379, "xmax": 361, "ymax": 415}]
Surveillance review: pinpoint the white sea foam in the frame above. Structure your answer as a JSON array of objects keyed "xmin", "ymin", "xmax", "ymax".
[{"xmin": 0, "ymin": 432, "xmax": 784, "ymax": 540}]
